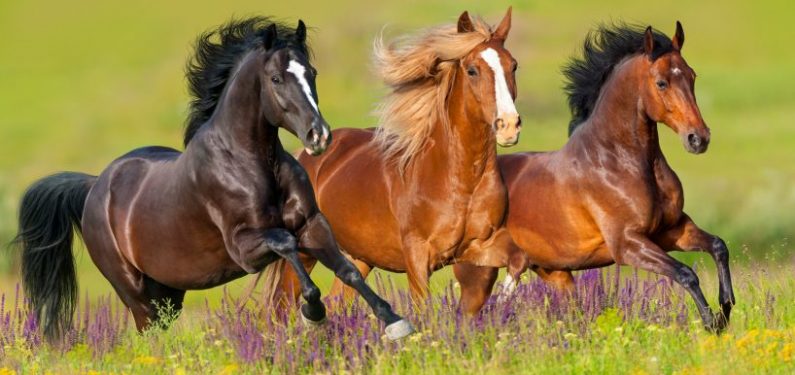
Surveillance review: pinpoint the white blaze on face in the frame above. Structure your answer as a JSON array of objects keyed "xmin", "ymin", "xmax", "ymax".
[
  {"xmin": 672, "ymin": 67, "xmax": 682, "ymax": 76},
  {"xmin": 286, "ymin": 60, "xmax": 319, "ymax": 113},
  {"xmin": 479, "ymin": 48, "xmax": 518, "ymax": 120}
]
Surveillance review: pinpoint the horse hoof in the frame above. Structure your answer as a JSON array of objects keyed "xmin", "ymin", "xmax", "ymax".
[
  {"xmin": 301, "ymin": 312, "xmax": 327, "ymax": 327},
  {"xmin": 703, "ymin": 313, "xmax": 728, "ymax": 334},
  {"xmin": 712, "ymin": 312, "xmax": 729, "ymax": 333},
  {"xmin": 384, "ymin": 319, "xmax": 415, "ymax": 341}
]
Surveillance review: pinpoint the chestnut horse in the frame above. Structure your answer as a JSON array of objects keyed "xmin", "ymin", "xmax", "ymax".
[
  {"xmin": 454, "ymin": 23, "xmax": 735, "ymax": 332},
  {"xmin": 14, "ymin": 17, "xmax": 413, "ymax": 342},
  {"xmin": 272, "ymin": 9, "xmax": 521, "ymax": 305}
]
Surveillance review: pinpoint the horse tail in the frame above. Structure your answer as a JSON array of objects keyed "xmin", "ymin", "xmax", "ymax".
[{"xmin": 13, "ymin": 172, "xmax": 96, "ymax": 341}]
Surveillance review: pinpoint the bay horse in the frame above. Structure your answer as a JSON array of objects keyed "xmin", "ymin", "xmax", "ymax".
[
  {"xmin": 14, "ymin": 17, "xmax": 413, "ymax": 342},
  {"xmin": 273, "ymin": 9, "xmax": 522, "ymax": 305},
  {"xmin": 453, "ymin": 22, "xmax": 735, "ymax": 332}
]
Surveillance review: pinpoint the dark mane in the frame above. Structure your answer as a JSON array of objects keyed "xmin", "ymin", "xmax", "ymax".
[
  {"xmin": 183, "ymin": 17, "xmax": 309, "ymax": 146},
  {"xmin": 563, "ymin": 23, "xmax": 674, "ymax": 136}
]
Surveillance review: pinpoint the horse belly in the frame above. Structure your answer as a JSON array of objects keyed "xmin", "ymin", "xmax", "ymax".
[{"xmin": 506, "ymin": 173, "xmax": 613, "ymax": 270}]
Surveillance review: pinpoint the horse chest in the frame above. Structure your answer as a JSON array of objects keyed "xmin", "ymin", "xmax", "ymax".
[{"xmin": 429, "ymin": 183, "xmax": 506, "ymax": 260}]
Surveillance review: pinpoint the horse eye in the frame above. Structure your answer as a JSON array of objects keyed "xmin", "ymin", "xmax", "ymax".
[
  {"xmin": 467, "ymin": 67, "xmax": 478, "ymax": 77},
  {"xmin": 656, "ymin": 80, "xmax": 668, "ymax": 90},
  {"xmin": 512, "ymin": 63, "xmax": 518, "ymax": 72},
  {"xmin": 271, "ymin": 75, "xmax": 282, "ymax": 84}
]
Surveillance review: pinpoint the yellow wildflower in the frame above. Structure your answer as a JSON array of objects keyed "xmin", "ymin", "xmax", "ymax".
[
  {"xmin": 218, "ymin": 364, "xmax": 239, "ymax": 375},
  {"xmin": 780, "ymin": 343, "xmax": 794, "ymax": 362},
  {"xmin": 132, "ymin": 356, "xmax": 161, "ymax": 365}
]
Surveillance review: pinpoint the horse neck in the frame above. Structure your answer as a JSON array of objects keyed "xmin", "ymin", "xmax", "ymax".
[
  {"xmin": 573, "ymin": 57, "xmax": 661, "ymax": 161},
  {"xmin": 421, "ymin": 71, "xmax": 497, "ymax": 184},
  {"xmin": 203, "ymin": 52, "xmax": 281, "ymax": 161}
]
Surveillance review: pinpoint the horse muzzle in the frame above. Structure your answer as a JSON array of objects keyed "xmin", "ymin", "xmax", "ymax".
[
  {"xmin": 495, "ymin": 113, "xmax": 521, "ymax": 147},
  {"xmin": 304, "ymin": 119, "xmax": 332, "ymax": 156},
  {"xmin": 682, "ymin": 128, "xmax": 710, "ymax": 154}
]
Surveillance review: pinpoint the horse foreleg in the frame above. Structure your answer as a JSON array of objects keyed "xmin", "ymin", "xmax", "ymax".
[
  {"xmin": 263, "ymin": 229, "xmax": 326, "ymax": 324},
  {"xmin": 233, "ymin": 228, "xmax": 326, "ymax": 324},
  {"xmin": 655, "ymin": 214, "xmax": 735, "ymax": 325},
  {"xmin": 402, "ymin": 239, "xmax": 432, "ymax": 307},
  {"xmin": 328, "ymin": 259, "xmax": 372, "ymax": 307},
  {"xmin": 298, "ymin": 213, "xmax": 414, "ymax": 340},
  {"xmin": 613, "ymin": 232, "xmax": 724, "ymax": 333},
  {"xmin": 271, "ymin": 253, "xmax": 318, "ymax": 310},
  {"xmin": 453, "ymin": 263, "xmax": 498, "ymax": 315},
  {"xmin": 501, "ymin": 249, "xmax": 531, "ymax": 296}
]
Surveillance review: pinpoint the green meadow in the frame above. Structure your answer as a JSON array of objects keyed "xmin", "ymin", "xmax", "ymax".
[{"xmin": 0, "ymin": 0, "xmax": 794, "ymax": 373}]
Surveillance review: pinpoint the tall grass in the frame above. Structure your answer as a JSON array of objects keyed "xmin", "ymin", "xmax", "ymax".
[{"xmin": 1, "ymin": 261, "xmax": 794, "ymax": 373}]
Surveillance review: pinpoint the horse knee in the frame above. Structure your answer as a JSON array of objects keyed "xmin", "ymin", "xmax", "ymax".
[
  {"xmin": 265, "ymin": 229, "xmax": 298, "ymax": 254},
  {"xmin": 337, "ymin": 268, "xmax": 363, "ymax": 285},
  {"xmin": 711, "ymin": 237, "xmax": 729, "ymax": 263},
  {"xmin": 674, "ymin": 265, "xmax": 700, "ymax": 289}
]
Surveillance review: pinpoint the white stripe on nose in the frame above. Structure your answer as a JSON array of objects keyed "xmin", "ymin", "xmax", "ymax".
[
  {"xmin": 286, "ymin": 60, "xmax": 319, "ymax": 113},
  {"xmin": 479, "ymin": 48, "xmax": 517, "ymax": 118}
]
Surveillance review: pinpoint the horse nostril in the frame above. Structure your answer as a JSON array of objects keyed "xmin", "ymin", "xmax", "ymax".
[
  {"xmin": 688, "ymin": 133, "xmax": 701, "ymax": 147},
  {"xmin": 306, "ymin": 128, "xmax": 319, "ymax": 144},
  {"xmin": 516, "ymin": 116, "xmax": 522, "ymax": 129}
]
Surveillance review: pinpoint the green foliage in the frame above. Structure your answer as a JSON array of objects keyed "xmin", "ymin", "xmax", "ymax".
[{"xmin": 4, "ymin": 263, "xmax": 793, "ymax": 373}]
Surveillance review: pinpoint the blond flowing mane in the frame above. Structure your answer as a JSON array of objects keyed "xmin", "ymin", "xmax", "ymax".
[{"xmin": 372, "ymin": 17, "xmax": 493, "ymax": 171}]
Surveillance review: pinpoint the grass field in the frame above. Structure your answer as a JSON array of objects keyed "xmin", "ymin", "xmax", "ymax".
[
  {"xmin": 1, "ymin": 263, "xmax": 794, "ymax": 373},
  {"xmin": 0, "ymin": 0, "xmax": 794, "ymax": 373}
]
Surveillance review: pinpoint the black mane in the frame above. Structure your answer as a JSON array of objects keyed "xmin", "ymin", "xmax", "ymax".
[
  {"xmin": 183, "ymin": 17, "xmax": 309, "ymax": 146},
  {"xmin": 563, "ymin": 23, "xmax": 674, "ymax": 136}
]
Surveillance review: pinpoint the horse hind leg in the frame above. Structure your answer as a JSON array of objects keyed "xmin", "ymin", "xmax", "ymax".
[
  {"xmin": 87, "ymin": 248, "xmax": 185, "ymax": 331},
  {"xmin": 82, "ymin": 212, "xmax": 185, "ymax": 331},
  {"xmin": 141, "ymin": 275, "xmax": 186, "ymax": 329}
]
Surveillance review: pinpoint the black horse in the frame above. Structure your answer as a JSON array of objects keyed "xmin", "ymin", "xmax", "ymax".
[{"xmin": 14, "ymin": 17, "xmax": 414, "ymax": 342}]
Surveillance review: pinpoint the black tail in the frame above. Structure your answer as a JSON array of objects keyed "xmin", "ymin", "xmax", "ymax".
[{"xmin": 13, "ymin": 172, "xmax": 96, "ymax": 341}]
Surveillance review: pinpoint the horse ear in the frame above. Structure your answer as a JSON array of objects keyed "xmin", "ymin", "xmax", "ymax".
[
  {"xmin": 672, "ymin": 21, "xmax": 684, "ymax": 51},
  {"xmin": 643, "ymin": 26, "xmax": 655, "ymax": 57},
  {"xmin": 264, "ymin": 24, "xmax": 278, "ymax": 49},
  {"xmin": 296, "ymin": 20, "xmax": 307, "ymax": 44},
  {"xmin": 492, "ymin": 6, "xmax": 513, "ymax": 41},
  {"xmin": 457, "ymin": 11, "xmax": 475, "ymax": 33}
]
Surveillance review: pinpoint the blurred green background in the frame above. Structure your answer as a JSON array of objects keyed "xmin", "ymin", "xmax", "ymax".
[{"xmin": 1, "ymin": 0, "xmax": 793, "ymax": 305}]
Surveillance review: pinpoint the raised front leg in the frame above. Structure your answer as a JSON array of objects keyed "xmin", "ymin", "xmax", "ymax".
[
  {"xmin": 272, "ymin": 253, "xmax": 318, "ymax": 310},
  {"xmin": 276, "ymin": 152, "xmax": 413, "ymax": 339},
  {"xmin": 613, "ymin": 231, "xmax": 726, "ymax": 333},
  {"xmin": 655, "ymin": 214, "xmax": 735, "ymax": 325},
  {"xmin": 298, "ymin": 213, "xmax": 414, "ymax": 340},
  {"xmin": 328, "ymin": 258, "xmax": 373, "ymax": 305},
  {"xmin": 230, "ymin": 227, "xmax": 325, "ymax": 324}
]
